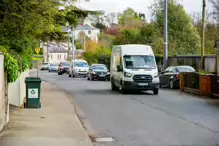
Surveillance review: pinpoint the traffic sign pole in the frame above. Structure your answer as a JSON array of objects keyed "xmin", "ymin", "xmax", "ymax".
[{"xmin": 35, "ymin": 48, "xmax": 41, "ymax": 77}]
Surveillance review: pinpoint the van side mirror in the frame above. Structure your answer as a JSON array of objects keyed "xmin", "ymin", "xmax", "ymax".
[{"xmin": 117, "ymin": 65, "xmax": 123, "ymax": 72}]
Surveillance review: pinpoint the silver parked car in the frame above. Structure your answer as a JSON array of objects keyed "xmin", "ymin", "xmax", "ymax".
[
  {"xmin": 40, "ymin": 62, "xmax": 49, "ymax": 70},
  {"xmin": 48, "ymin": 63, "xmax": 59, "ymax": 72}
]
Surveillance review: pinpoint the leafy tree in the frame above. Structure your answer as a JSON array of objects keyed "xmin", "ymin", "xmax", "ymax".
[
  {"xmin": 150, "ymin": 0, "xmax": 201, "ymax": 55},
  {"xmin": 94, "ymin": 23, "xmax": 107, "ymax": 31},
  {"xmin": 112, "ymin": 28, "xmax": 139, "ymax": 45},
  {"xmin": 118, "ymin": 7, "xmax": 142, "ymax": 26},
  {"xmin": 106, "ymin": 12, "xmax": 117, "ymax": 25},
  {"xmin": 210, "ymin": 0, "xmax": 219, "ymax": 24},
  {"xmin": 86, "ymin": 39, "xmax": 100, "ymax": 52}
]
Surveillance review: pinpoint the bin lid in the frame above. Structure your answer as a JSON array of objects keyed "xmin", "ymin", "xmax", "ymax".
[{"xmin": 25, "ymin": 77, "xmax": 42, "ymax": 83}]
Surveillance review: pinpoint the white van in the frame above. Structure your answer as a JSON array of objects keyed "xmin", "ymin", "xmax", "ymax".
[
  {"xmin": 69, "ymin": 59, "xmax": 89, "ymax": 78},
  {"xmin": 110, "ymin": 44, "xmax": 159, "ymax": 94}
]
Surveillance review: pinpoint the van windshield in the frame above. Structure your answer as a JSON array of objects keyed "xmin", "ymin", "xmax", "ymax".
[
  {"xmin": 74, "ymin": 62, "xmax": 89, "ymax": 67},
  {"xmin": 123, "ymin": 55, "xmax": 156, "ymax": 69}
]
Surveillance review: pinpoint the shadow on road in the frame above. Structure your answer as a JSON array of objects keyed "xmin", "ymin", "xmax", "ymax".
[{"xmin": 84, "ymin": 89, "xmax": 154, "ymax": 96}]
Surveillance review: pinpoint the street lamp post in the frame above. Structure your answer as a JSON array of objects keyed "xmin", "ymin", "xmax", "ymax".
[
  {"xmin": 215, "ymin": 40, "xmax": 219, "ymax": 75},
  {"xmin": 163, "ymin": 0, "xmax": 168, "ymax": 70},
  {"xmin": 71, "ymin": 26, "xmax": 75, "ymax": 60}
]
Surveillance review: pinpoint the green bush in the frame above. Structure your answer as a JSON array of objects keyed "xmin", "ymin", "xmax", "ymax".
[
  {"xmin": 84, "ymin": 46, "xmax": 112, "ymax": 68},
  {"xmin": 4, "ymin": 53, "xmax": 20, "ymax": 83}
]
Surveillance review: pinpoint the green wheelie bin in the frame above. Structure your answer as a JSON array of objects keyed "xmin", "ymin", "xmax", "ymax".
[{"xmin": 25, "ymin": 77, "xmax": 42, "ymax": 108}]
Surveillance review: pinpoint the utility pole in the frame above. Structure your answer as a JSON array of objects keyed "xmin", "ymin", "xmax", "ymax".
[
  {"xmin": 84, "ymin": 35, "xmax": 86, "ymax": 51},
  {"xmin": 71, "ymin": 26, "xmax": 75, "ymax": 60},
  {"xmin": 163, "ymin": 0, "xmax": 168, "ymax": 70},
  {"xmin": 215, "ymin": 40, "xmax": 219, "ymax": 76},
  {"xmin": 67, "ymin": 30, "xmax": 71, "ymax": 60},
  {"xmin": 201, "ymin": 0, "xmax": 206, "ymax": 70}
]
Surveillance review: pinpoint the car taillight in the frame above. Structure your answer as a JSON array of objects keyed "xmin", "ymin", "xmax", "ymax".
[{"xmin": 176, "ymin": 74, "xmax": 180, "ymax": 79}]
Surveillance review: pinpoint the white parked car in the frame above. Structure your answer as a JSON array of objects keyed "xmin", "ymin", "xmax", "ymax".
[
  {"xmin": 69, "ymin": 59, "xmax": 89, "ymax": 78},
  {"xmin": 110, "ymin": 44, "xmax": 159, "ymax": 94},
  {"xmin": 40, "ymin": 62, "xmax": 49, "ymax": 70}
]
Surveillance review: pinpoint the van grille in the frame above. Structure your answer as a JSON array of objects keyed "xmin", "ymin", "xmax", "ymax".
[{"xmin": 133, "ymin": 75, "xmax": 152, "ymax": 83}]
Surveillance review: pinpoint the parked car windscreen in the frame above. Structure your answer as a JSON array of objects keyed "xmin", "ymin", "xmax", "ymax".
[
  {"xmin": 124, "ymin": 55, "xmax": 156, "ymax": 69},
  {"xmin": 74, "ymin": 62, "xmax": 89, "ymax": 67},
  {"xmin": 50, "ymin": 63, "xmax": 58, "ymax": 66},
  {"xmin": 93, "ymin": 65, "xmax": 107, "ymax": 70},
  {"xmin": 175, "ymin": 66, "xmax": 195, "ymax": 72},
  {"xmin": 62, "ymin": 62, "xmax": 70, "ymax": 66}
]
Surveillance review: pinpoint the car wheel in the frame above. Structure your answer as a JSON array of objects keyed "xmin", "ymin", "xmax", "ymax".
[
  {"xmin": 69, "ymin": 74, "xmax": 71, "ymax": 77},
  {"xmin": 169, "ymin": 80, "xmax": 175, "ymax": 89},
  {"xmin": 87, "ymin": 76, "xmax": 90, "ymax": 80},
  {"xmin": 91, "ymin": 77, "xmax": 94, "ymax": 81},
  {"xmin": 153, "ymin": 89, "xmax": 159, "ymax": 95}
]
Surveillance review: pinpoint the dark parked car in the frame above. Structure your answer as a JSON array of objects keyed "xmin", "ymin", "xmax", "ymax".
[
  {"xmin": 159, "ymin": 66, "xmax": 195, "ymax": 89},
  {"xmin": 87, "ymin": 64, "xmax": 110, "ymax": 81},
  {"xmin": 58, "ymin": 62, "xmax": 70, "ymax": 75}
]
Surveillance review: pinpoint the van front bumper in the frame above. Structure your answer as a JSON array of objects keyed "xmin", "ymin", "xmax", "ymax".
[{"xmin": 123, "ymin": 81, "xmax": 159, "ymax": 90}]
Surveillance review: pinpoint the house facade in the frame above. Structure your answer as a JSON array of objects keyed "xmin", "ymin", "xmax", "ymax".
[
  {"xmin": 75, "ymin": 24, "xmax": 100, "ymax": 42},
  {"xmin": 49, "ymin": 50, "xmax": 68, "ymax": 63}
]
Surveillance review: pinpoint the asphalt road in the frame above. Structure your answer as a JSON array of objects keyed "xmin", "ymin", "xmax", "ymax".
[{"xmin": 38, "ymin": 71, "xmax": 219, "ymax": 146}]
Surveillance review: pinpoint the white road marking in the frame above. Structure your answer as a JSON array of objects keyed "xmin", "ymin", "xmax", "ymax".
[{"xmin": 95, "ymin": 137, "xmax": 114, "ymax": 142}]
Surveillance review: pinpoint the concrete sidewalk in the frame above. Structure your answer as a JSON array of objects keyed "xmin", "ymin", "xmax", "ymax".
[{"xmin": 0, "ymin": 82, "xmax": 93, "ymax": 146}]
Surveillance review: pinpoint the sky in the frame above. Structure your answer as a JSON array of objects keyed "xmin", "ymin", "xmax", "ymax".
[{"xmin": 76, "ymin": 0, "xmax": 204, "ymax": 20}]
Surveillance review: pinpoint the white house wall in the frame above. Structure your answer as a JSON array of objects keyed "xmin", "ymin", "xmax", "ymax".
[
  {"xmin": 8, "ymin": 70, "xmax": 29, "ymax": 107},
  {"xmin": 75, "ymin": 29, "xmax": 100, "ymax": 42},
  {"xmin": 49, "ymin": 53, "xmax": 68, "ymax": 63}
]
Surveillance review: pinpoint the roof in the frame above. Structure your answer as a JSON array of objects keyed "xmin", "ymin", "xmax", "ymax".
[
  {"xmin": 62, "ymin": 26, "xmax": 70, "ymax": 32},
  {"xmin": 44, "ymin": 42, "xmax": 68, "ymax": 53},
  {"xmin": 50, "ymin": 50, "xmax": 68, "ymax": 53},
  {"xmin": 75, "ymin": 24, "xmax": 99, "ymax": 31}
]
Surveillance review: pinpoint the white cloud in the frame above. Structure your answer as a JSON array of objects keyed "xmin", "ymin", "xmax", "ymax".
[{"xmin": 77, "ymin": 0, "xmax": 205, "ymax": 21}]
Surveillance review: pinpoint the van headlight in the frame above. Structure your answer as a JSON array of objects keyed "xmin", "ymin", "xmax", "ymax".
[
  {"xmin": 154, "ymin": 74, "xmax": 159, "ymax": 78},
  {"xmin": 124, "ymin": 72, "xmax": 132, "ymax": 78},
  {"xmin": 91, "ymin": 71, "xmax": 96, "ymax": 74}
]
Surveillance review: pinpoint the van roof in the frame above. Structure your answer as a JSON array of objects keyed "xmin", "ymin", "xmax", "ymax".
[{"xmin": 114, "ymin": 44, "xmax": 151, "ymax": 48}]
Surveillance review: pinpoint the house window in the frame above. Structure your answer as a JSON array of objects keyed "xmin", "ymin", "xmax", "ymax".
[{"xmin": 88, "ymin": 30, "xmax": 91, "ymax": 34}]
